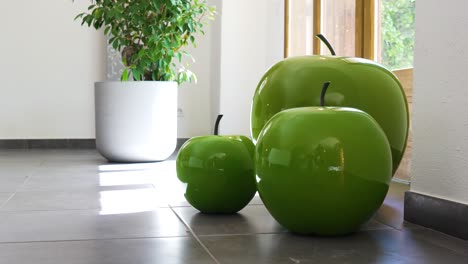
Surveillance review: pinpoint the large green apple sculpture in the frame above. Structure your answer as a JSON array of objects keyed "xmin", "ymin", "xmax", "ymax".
[
  {"xmin": 176, "ymin": 115, "xmax": 256, "ymax": 214},
  {"xmin": 256, "ymin": 82, "xmax": 392, "ymax": 235},
  {"xmin": 251, "ymin": 34, "xmax": 408, "ymax": 175}
]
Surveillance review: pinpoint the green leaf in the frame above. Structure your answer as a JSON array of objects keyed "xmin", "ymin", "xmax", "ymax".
[
  {"xmin": 132, "ymin": 69, "xmax": 142, "ymax": 81},
  {"xmin": 74, "ymin": 13, "xmax": 85, "ymax": 21},
  {"xmin": 121, "ymin": 69, "xmax": 130, "ymax": 81},
  {"xmin": 104, "ymin": 26, "xmax": 111, "ymax": 36}
]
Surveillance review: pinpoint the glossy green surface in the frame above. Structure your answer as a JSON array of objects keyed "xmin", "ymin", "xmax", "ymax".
[
  {"xmin": 176, "ymin": 135, "xmax": 256, "ymax": 214},
  {"xmin": 255, "ymin": 107, "xmax": 392, "ymax": 235},
  {"xmin": 251, "ymin": 56, "xmax": 409, "ymax": 175}
]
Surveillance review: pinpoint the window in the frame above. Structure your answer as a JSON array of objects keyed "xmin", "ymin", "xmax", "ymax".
[
  {"xmin": 284, "ymin": 0, "xmax": 314, "ymax": 57},
  {"xmin": 376, "ymin": 0, "xmax": 415, "ymax": 70},
  {"xmin": 285, "ymin": 0, "xmax": 415, "ymax": 71},
  {"xmin": 319, "ymin": 0, "xmax": 357, "ymax": 57},
  {"xmin": 285, "ymin": 0, "xmax": 415, "ymax": 181}
]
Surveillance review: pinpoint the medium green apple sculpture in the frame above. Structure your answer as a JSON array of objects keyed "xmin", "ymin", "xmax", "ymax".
[
  {"xmin": 176, "ymin": 115, "xmax": 256, "ymax": 213},
  {"xmin": 251, "ymin": 34, "xmax": 408, "ymax": 175},
  {"xmin": 256, "ymin": 82, "xmax": 392, "ymax": 235}
]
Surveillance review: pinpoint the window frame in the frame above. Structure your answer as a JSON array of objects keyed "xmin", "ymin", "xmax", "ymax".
[
  {"xmin": 284, "ymin": 0, "xmax": 376, "ymax": 60},
  {"xmin": 284, "ymin": 0, "xmax": 414, "ymax": 181}
]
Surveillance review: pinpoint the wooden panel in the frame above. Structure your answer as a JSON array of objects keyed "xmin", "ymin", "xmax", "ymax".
[
  {"xmin": 284, "ymin": 0, "xmax": 289, "ymax": 57},
  {"xmin": 393, "ymin": 68, "xmax": 413, "ymax": 106},
  {"xmin": 393, "ymin": 68, "xmax": 413, "ymax": 182},
  {"xmin": 355, "ymin": 0, "xmax": 374, "ymax": 59},
  {"xmin": 313, "ymin": 0, "xmax": 321, "ymax": 55},
  {"xmin": 362, "ymin": 0, "xmax": 375, "ymax": 59}
]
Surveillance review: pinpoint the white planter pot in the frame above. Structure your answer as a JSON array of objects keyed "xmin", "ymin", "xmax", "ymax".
[{"xmin": 95, "ymin": 81, "xmax": 177, "ymax": 162}]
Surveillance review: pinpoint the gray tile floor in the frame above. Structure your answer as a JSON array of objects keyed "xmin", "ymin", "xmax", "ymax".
[{"xmin": 0, "ymin": 150, "xmax": 467, "ymax": 264}]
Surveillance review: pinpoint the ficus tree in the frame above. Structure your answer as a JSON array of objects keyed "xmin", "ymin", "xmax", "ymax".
[{"xmin": 75, "ymin": 0, "xmax": 215, "ymax": 83}]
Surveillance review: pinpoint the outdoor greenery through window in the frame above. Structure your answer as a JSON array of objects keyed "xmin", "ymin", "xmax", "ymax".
[
  {"xmin": 377, "ymin": 0, "xmax": 415, "ymax": 70},
  {"xmin": 285, "ymin": 0, "xmax": 416, "ymax": 71}
]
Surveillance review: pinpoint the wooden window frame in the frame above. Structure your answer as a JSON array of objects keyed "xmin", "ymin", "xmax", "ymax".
[
  {"xmin": 284, "ymin": 0, "xmax": 414, "ymax": 181},
  {"xmin": 285, "ymin": 0, "xmax": 375, "ymax": 59}
]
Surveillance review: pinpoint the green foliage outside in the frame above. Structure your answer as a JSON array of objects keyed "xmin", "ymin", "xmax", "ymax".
[
  {"xmin": 75, "ymin": 0, "xmax": 215, "ymax": 83},
  {"xmin": 381, "ymin": 0, "xmax": 415, "ymax": 70}
]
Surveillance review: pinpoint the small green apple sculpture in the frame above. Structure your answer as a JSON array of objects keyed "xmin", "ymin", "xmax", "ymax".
[
  {"xmin": 176, "ymin": 115, "xmax": 256, "ymax": 213},
  {"xmin": 255, "ymin": 82, "xmax": 392, "ymax": 235},
  {"xmin": 251, "ymin": 34, "xmax": 408, "ymax": 175}
]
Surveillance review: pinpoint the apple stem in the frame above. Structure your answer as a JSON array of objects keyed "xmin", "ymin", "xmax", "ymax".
[
  {"xmin": 316, "ymin": 34, "xmax": 336, "ymax": 56},
  {"xmin": 320, "ymin": 82, "xmax": 331, "ymax": 107},
  {"xmin": 214, "ymin": 114, "xmax": 223, "ymax": 135}
]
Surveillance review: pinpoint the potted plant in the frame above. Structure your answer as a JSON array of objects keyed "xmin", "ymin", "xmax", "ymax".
[{"xmin": 74, "ymin": 0, "xmax": 215, "ymax": 162}]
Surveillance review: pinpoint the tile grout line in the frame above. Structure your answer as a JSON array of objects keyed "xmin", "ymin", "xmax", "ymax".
[
  {"xmin": 0, "ymin": 160, "xmax": 42, "ymax": 209},
  {"xmin": 0, "ymin": 235, "xmax": 191, "ymax": 245},
  {"xmin": 0, "ymin": 208, "xmax": 164, "ymax": 213},
  {"xmin": 168, "ymin": 206, "xmax": 221, "ymax": 264},
  {"xmin": 375, "ymin": 217, "xmax": 468, "ymax": 257},
  {"xmin": 0, "ymin": 158, "xmax": 47, "ymax": 210},
  {"xmin": 372, "ymin": 218, "xmax": 400, "ymax": 231},
  {"xmin": 0, "ymin": 193, "xmax": 16, "ymax": 210},
  {"xmin": 197, "ymin": 231, "xmax": 289, "ymax": 238}
]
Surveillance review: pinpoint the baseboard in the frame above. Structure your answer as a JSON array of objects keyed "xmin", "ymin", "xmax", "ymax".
[
  {"xmin": 404, "ymin": 191, "xmax": 468, "ymax": 240},
  {"xmin": 0, "ymin": 139, "xmax": 96, "ymax": 149},
  {"xmin": 177, "ymin": 138, "xmax": 189, "ymax": 150},
  {"xmin": 0, "ymin": 138, "xmax": 191, "ymax": 150}
]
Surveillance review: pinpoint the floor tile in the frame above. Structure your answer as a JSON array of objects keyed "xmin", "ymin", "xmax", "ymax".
[
  {"xmin": 1, "ymin": 185, "xmax": 164, "ymax": 211},
  {"xmin": 17, "ymin": 169, "xmax": 160, "ymax": 192},
  {"xmin": 403, "ymin": 227, "xmax": 468, "ymax": 257},
  {"xmin": 38, "ymin": 157, "xmax": 174, "ymax": 173},
  {"xmin": 19, "ymin": 159, "xmax": 177, "ymax": 192},
  {"xmin": 201, "ymin": 230, "xmax": 468, "ymax": 264},
  {"xmin": 363, "ymin": 219, "xmax": 393, "ymax": 231},
  {"xmin": 17, "ymin": 172, "xmax": 104, "ymax": 192},
  {"xmin": 0, "ymin": 208, "xmax": 189, "ymax": 242},
  {"xmin": 0, "ymin": 149, "xmax": 97, "ymax": 160},
  {"xmin": 249, "ymin": 194, "xmax": 264, "ymax": 205},
  {"xmin": 0, "ymin": 175, "xmax": 29, "ymax": 192},
  {"xmin": 174, "ymin": 205, "xmax": 389, "ymax": 237},
  {"xmin": 169, "ymin": 192, "xmax": 264, "ymax": 208},
  {"xmin": 374, "ymin": 182, "xmax": 420, "ymax": 230},
  {"xmin": 173, "ymin": 205, "xmax": 287, "ymax": 236},
  {"xmin": 1, "ymin": 149, "xmax": 467, "ymax": 264},
  {"xmin": 0, "ymin": 162, "xmax": 39, "ymax": 178},
  {"xmin": 0, "ymin": 193, "xmax": 12, "ymax": 207},
  {"xmin": 0, "ymin": 157, "xmax": 43, "ymax": 167},
  {"xmin": 0, "ymin": 237, "xmax": 215, "ymax": 264},
  {"xmin": 0, "ymin": 149, "xmax": 35, "ymax": 158}
]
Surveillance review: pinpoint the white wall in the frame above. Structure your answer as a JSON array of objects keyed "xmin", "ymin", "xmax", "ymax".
[
  {"xmin": 177, "ymin": 12, "xmax": 215, "ymax": 138},
  {"xmin": 218, "ymin": 0, "xmax": 285, "ymax": 136},
  {"xmin": 178, "ymin": 0, "xmax": 222, "ymax": 138},
  {"xmin": 0, "ymin": 1, "xmax": 106, "ymax": 139},
  {"xmin": 0, "ymin": 0, "xmax": 284, "ymax": 140},
  {"xmin": 411, "ymin": 0, "xmax": 468, "ymax": 204},
  {"xmin": 209, "ymin": 0, "xmax": 223, "ymax": 131}
]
